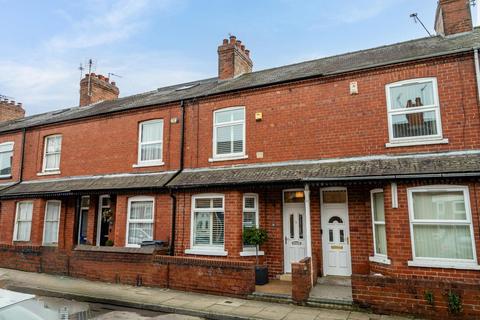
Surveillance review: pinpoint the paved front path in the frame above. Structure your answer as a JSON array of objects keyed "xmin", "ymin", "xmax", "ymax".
[{"xmin": 0, "ymin": 268, "xmax": 413, "ymax": 320}]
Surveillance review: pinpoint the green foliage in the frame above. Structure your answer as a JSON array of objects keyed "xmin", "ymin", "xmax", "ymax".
[
  {"xmin": 105, "ymin": 239, "xmax": 114, "ymax": 247},
  {"xmin": 447, "ymin": 291, "xmax": 462, "ymax": 314},
  {"xmin": 242, "ymin": 228, "xmax": 268, "ymax": 246},
  {"xmin": 424, "ymin": 290, "xmax": 434, "ymax": 306}
]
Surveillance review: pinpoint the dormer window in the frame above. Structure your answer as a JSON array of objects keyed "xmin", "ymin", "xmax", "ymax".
[{"xmin": 385, "ymin": 78, "xmax": 446, "ymax": 147}]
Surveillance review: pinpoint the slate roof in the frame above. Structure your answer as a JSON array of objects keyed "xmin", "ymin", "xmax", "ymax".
[
  {"xmin": 0, "ymin": 28, "xmax": 479, "ymax": 134},
  {"xmin": 168, "ymin": 152, "xmax": 480, "ymax": 188},
  {"xmin": 0, "ymin": 171, "xmax": 177, "ymax": 198}
]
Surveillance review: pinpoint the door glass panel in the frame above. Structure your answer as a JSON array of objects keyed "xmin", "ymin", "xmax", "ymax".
[
  {"xmin": 289, "ymin": 214, "xmax": 294, "ymax": 238},
  {"xmin": 328, "ymin": 216, "xmax": 343, "ymax": 224},
  {"xmin": 323, "ymin": 190, "xmax": 347, "ymax": 203},
  {"xmin": 329, "ymin": 229, "xmax": 334, "ymax": 242},
  {"xmin": 299, "ymin": 214, "xmax": 304, "ymax": 239},
  {"xmin": 284, "ymin": 191, "xmax": 305, "ymax": 203},
  {"xmin": 339, "ymin": 229, "xmax": 345, "ymax": 243}
]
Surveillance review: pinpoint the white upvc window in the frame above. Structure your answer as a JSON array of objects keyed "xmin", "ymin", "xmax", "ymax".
[
  {"xmin": 137, "ymin": 119, "xmax": 164, "ymax": 166},
  {"xmin": 369, "ymin": 189, "xmax": 390, "ymax": 264},
  {"xmin": 407, "ymin": 185, "xmax": 479, "ymax": 270},
  {"xmin": 385, "ymin": 78, "xmax": 445, "ymax": 146},
  {"xmin": 242, "ymin": 194, "xmax": 259, "ymax": 250},
  {"xmin": 43, "ymin": 200, "xmax": 61, "ymax": 245},
  {"xmin": 188, "ymin": 194, "xmax": 225, "ymax": 254},
  {"xmin": 13, "ymin": 201, "xmax": 33, "ymax": 242},
  {"xmin": 42, "ymin": 135, "xmax": 62, "ymax": 172},
  {"xmin": 0, "ymin": 142, "xmax": 14, "ymax": 178},
  {"xmin": 212, "ymin": 107, "xmax": 246, "ymax": 160},
  {"xmin": 126, "ymin": 196, "xmax": 154, "ymax": 247}
]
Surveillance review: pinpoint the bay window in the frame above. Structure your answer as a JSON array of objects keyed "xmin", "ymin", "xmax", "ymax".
[
  {"xmin": 386, "ymin": 78, "xmax": 445, "ymax": 146},
  {"xmin": 14, "ymin": 201, "xmax": 33, "ymax": 242},
  {"xmin": 370, "ymin": 189, "xmax": 390, "ymax": 264},
  {"xmin": 188, "ymin": 195, "xmax": 225, "ymax": 255},
  {"xmin": 126, "ymin": 196, "xmax": 154, "ymax": 247},
  {"xmin": 243, "ymin": 194, "xmax": 259, "ymax": 249},
  {"xmin": 212, "ymin": 107, "xmax": 245, "ymax": 160},
  {"xmin": 43, "ymin": 200, "xmax": 61, "ymax": 245},
  {"xmin": 407, "ymin": 186, "xmax": 479, "ymax": 269}
]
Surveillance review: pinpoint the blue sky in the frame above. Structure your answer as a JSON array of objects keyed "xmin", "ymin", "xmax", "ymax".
[{"xmin": 0, "ymin": 0, "xmax": 478, "ymax": 116}]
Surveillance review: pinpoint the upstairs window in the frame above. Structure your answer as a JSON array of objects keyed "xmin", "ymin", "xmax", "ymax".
[
  {"xmin": 243, "ymin": 194, "xmax": 259, "ymax": 249},
  {"xmin": 192, "ymin": 195, "xmax": 225, "ymax": 248},
  {"xmin": 14, "ymin": 201, "xmax": 33, "ymax": 242},
  {"xmin": 138, "ymin": 120, "xmax": 163, "ymax": 166},
  {"xmin": 0, "ymin": 142, "xmax": 13, "ymax": 178},
  {"xmin": 386, "ymin": 78, "xmax": 443, "ymax": 145},
  {"xmin": 213, "ymin": 107, "xmax": 245, "ymax": 159},
  {"xmin": 43, "ymin": 135, "xmax": 62, "ymax": 172}
]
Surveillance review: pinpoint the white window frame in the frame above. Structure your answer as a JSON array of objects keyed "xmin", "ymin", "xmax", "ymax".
[
  {"xmin": 186, "ymin": 194, "xmax": 227, "ymax": 256},
  {"xmin": 135, "ymin": 119, "xmax": 164, "ymax": 167},
  {"xmin": 211, "ymin": 106, "xmax": 247, "ymax": 161},
  {"xmin": 407, "ymin": 185, "xmax": 480, "ymax": 270},
  {"xmin": 369, "ymin": 189, "xmax": 391, "ymax": 265},
  {"xmin": 0, "ymin": 141, "xmax": 14, "ymax": 178},
  {"xmin": 42, "ymin": 134, "xmax": 62, "ymax": 173},
  {"xmin": 96, "ymin": 195, "xmax": 111, "ymax": 246},
  {"xmin": 126, "ymin": 196, "xmax": 155, "ymax": 248},
  {"xmin": 385, "ymin": 78, "xmax": 446, "ymax": 147},
  {"xmin": 240, "ymin": 193, "xmax": 264, "ymax": 256},
  {"xmin": 13, "ymin": 201, "xmax": 33, "ymax": 242},
  {"xmin": 43, "ymin": 200, "xmax": 61, "ymax": 246}
]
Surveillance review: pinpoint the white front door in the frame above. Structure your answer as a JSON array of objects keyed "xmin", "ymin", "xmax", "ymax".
[
  {"xmin": 321, "ymin": 188, "xmax": 352, "ymax": 276},
  {"xmin": 283, "ymin": 190, "xmax": 307, "ymax": 273}
]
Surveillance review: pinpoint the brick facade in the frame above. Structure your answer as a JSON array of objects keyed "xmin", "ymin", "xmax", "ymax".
[
  {"xmin": 0, "ymin": 99, "xmax": 25, "ymax": 122},
  {"xmin": 0, "ymin": 1, "xmax": 478, "ymax": 317}
]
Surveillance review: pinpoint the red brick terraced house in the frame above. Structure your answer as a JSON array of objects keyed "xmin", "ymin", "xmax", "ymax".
[{"xmin": 0, "ymin": 0, "xmax": 480, "ymax": 318}]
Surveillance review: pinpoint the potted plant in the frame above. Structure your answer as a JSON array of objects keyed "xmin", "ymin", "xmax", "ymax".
[{"xmin": 243, "ymin": 227, "xmax": 269, "ymax": 285}]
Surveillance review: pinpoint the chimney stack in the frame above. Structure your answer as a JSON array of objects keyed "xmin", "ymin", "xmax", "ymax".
[
  {"xmin": 0, "ymin": 99, "xmax": 25, "ymax": 122},
  {"xmin": 79, "ymin": 73, "xmax": 119, "ymax": 107},
  {"xmin": 435, "ymin": 0, "xmax": 473, "ymax": 36},
  {"xmin": 217, "ymin": 35, "xmax": 253, "ymax": 80}
]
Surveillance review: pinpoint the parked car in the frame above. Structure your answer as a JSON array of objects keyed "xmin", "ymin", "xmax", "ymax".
[{"xmin": 0, "ymin": 289, "xmax": 58, "ymax": 320}]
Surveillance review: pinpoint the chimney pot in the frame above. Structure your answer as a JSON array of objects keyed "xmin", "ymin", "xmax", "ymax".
[
  {"xmin": 79, "ymin": 73, "xmax": 119, "ymax": 107},
  {"xmin": 218, "ymin": 35, "xmax": 253, "ymax": 80}
]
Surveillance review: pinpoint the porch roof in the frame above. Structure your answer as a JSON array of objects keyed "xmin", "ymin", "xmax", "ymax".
[
  {"xmin": 168, "ymin": 151, "xmax": 480, "ymax": 188},
  {"xmin": 0, "ymin": 171, "xmax": 177, "ymax": 198}
]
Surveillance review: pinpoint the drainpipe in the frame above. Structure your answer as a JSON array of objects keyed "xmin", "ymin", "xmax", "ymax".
[
  {"xmin": 304, "ymin": 184, "xmax": 314, "ymax": 286},
  {"xmin": 168, "ymin": 100, "xmax": 185, "ymax": 256},
  {"xmin": 474, "ymin": 48, "xmax": 480, "ymax": 105}
]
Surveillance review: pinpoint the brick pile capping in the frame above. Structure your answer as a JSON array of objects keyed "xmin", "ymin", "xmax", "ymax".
[
  {"xmin": 0, "ymin": 243, "xmax": 41, "ymax": 253},
  {"xmin": 154, "ymin": 255, "xmax": 255, "ymax": 269},
  {"xmin": 291, "ymin": 256, "xmax": 313, "ymax": 304}
]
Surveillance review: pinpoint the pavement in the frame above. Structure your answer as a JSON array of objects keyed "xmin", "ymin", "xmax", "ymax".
[{"xmin": 0, "ymin": 268, "xmax": 414, "ymax": 320}]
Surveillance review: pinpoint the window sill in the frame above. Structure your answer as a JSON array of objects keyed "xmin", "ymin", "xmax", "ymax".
[
  {"xmin": 185, "ymin": 248, "xmax": 228, "ymax": 256},
  {"xmin": 209, "ymin": 155, "xmax": 248, "ymax": 162},
  {"xmin": 240, "ymin": 250, "xmax": 264, "ymax": 257},
  {"xmin": 37, "ymin": 171, "xmax": 61, "ymax": 176},
  {"xmin": 407, "ymin": 260, "xmax": 480, "ymax": 270},
  {"xmin": 132, "ymin": 161, "xmax": 165, "ymax": 168},
  {"xmin": 369, "ymin": 255, "xmax": 391, "ymax": 265},
  {"xmin": 42, "ymin": 243, "xmax": 58, "ymax": 247},
  {"xmin": 385, "ymin": 138, "xmax": 448, "ymax": 148}
]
